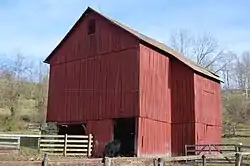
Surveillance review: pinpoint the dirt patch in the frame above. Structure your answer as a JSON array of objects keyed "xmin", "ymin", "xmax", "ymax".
[
  {"xmin": 0, "ymin": 161, "xmax": 41, "ymax": 166},
  {"xmin": 0, "ymin": 154, "xmax": 191, "ymax": 166}
]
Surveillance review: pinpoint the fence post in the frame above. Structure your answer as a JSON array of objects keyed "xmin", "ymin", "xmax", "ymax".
[
  {"xmin": 17, "ymin": 137, "xmax": 21, "ymax": 151},
  {"xmin": 104, "ymin": 157, "xmax": 111, "ymax": 166},
  {"xmin": 42, "ymin": 153, "xmax": 48, "ymax": 166},
  {"xmin": 235, "ymin": 153, "xmax": 242, "ymax": 166},
  {"xmin": 64, "ymin": 134, "xmax": 67, "ymax": 157},
  {"xmin": 238, "ymin": 143, "xmax": 242, "ymax": 152},
  {"xmin": 202, "ymin": 155, "xmax": 206, "ymax": 166},
  {"xmin": 87, "ymin": 134, "xmax": 92, "ymax": 157},
  {"xmin": 37, "ymin": 137, "xmax": 41, "ymax": 153},
  {"xmin": 184, "ymin": 145, "xmax": 188, "ymax": 156},
  {"xmin": 153, "ymin": 158, "xmax": 158, "ymax": 166},
  {"xmin": 235, "ymin": 145, "xmax": 239, "ymax": 152},
  {"xmin": 157, "ymin": 158, "xmax": 164, "ymax": 166}
]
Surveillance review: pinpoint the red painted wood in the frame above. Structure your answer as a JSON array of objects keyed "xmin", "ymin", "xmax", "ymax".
[
  {"xmin": 171, "ymin": 123, "xmax": 195, "ymax": 156},
  {"xmin": 171, "ymin": 59, "xmax": 195, "ymax": 123},
  {"xmin": 195, "ymin": 123, "xmax": 222, "ymax": 144},
  {"xmin": 46, "ymin": 11, "xmax": 140, "ymax": 123},
  {"xmin": 139, "ymin": 44, "xmax": 171, "ymax": 123},
  {"xmin": 170, "ymin": 59, "xmax": 222, "ymax": 156},
  {"xmin": 194, "ymin": 74, "xmax": 222, "ymax": 126},
  {"xmin": 137, "ymin": 117, "xmax": 171, "ymax": 157},
  {"xmin": 49, "ymin": 12, "xmax": 138, "ymax": 65},
  {"xmin": 87, "ymin": 119, "xmax": 113, "ymax": 157},
  {"xmin": 48, "ymin": 51, "xmax": 139, "ymax": 123},
  {"xmin": 46, "ymin": 9, "xmax": 222, "ymax": 157}
]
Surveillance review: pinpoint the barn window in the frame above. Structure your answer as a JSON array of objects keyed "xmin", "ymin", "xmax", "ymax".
[{"xmin": 88, "ymin": 19, "xmax": 96, "ymax": 35}]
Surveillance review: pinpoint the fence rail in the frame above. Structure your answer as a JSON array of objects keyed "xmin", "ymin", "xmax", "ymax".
[
  {"xmin": 0, "ymin": 136, "xmax": 20, "ymax": 151},
  {"xmin": 185, "ymin": 143, "xmax": 249, "ymax": 156},
  {"xmin": 185, "ymin": 143, "xmax": 250, "ymax": 165},
  {"xmin": 0, "ymin": 133, "xmax": 93, "ymax": 157},
  {"xmin": 27, "ymin": 123, "xmax": 41, "ymax": 131},
  {"xmin": 39, "ymin": 134, "xmax": 93, "ymax": 157}
]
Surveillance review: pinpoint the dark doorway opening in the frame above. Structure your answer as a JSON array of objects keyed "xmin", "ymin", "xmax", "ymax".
[
  {"xmin": 58, "ymin": 124, "xmax": 86, "ymax": 135},
  {"xmin": 113, "ymin": 118, "xmax": 135, "ymax": 157}
]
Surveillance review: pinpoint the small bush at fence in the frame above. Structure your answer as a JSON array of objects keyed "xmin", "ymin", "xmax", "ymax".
[{"xmin": 40, "ymin": 123, "xmax": 58, "ymax": 135}]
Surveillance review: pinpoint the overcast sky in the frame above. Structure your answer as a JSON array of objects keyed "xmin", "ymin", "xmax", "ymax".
[{"xmin": 0, "ymin": 0, "xmax": 249, "ymax": 60}]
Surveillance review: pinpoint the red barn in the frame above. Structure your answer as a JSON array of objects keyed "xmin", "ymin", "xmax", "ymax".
[{"xmin": 44, "ymin": 7, "xmax": 222, "ymax": 157}]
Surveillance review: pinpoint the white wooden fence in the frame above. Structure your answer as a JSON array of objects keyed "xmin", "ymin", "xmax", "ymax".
[
  {"xmin": 0, "ymin": 136, "xmax": 20, "ymax": 151},
  {"xmin": 39, "ymin": 134, "xmax": 93, "ymax": 156},
  {"xmin": 0, "ymin": 134, "xmax": 93, "ymax": 157}
]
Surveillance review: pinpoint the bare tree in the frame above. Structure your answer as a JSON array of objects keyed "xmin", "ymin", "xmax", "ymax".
[
  {"xmin": 222, "ymin": 51, "xmax": 250, "ymax": 135},
  {"xmin": 169, "ymin": 29, "xmax": 233, "ymax": 73},
  {"xmin": 33, "ymin": 61, "xmax": 49, "ymax": 124},
  {"xmin": 0, "ymin": 54, "xmax": 31, "ymax": 117},
  {"xmin": 223, "ymin": 90, "xmax": 250, "ymax": 128},
  {"xmin": 170, "ymin": 29, "xmax": 193, "ymax": 58}
]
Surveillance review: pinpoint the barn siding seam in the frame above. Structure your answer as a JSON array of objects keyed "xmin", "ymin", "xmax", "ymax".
[{"xmin": 50, "ymin": 46, "xmax": 139, "ymax": 66}]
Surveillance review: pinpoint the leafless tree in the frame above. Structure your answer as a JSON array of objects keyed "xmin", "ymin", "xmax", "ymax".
[
  {"xmin": 33, "ymin": 61, "xmax": 49, "ymax": 124},
  {"xmin": 223, "ymin": 91, "xmax": 250, "ymax": 128},
  {"xmin": 169, "ymin": 29, "xmax": 233, "ymax": 73},
  {"xmin": 0, "ymin": 54, "xmax": 32, "ymax": 117},
  {"xmin": 221, "ymin": 51, "xmax": 250, "ymax": 134},
  {"xmin": 170, "ymin": 29, "xmax": 193, "ymax": 58},
  {"xmin": 232, "ymin": 52, "xmax": 250, "ymax": 97}
]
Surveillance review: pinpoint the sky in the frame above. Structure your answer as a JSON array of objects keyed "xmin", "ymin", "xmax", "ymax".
[{"xmin": 0, "ymin": 0, "xmax": 250, "ymax": 61}]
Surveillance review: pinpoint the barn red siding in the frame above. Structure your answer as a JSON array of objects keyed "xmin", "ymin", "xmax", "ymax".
[
  {"xmin": 137, "ymin": 117, "xmax": 171, "ymax": 157},
  {"xmin": 171, "ymin": 59, "xmax": 195, "ymax": 123},
  {"xmin": 170, "ymin": 59, "xmax": 195, "ymax": 156},
  {"xmin": 194, "ymin": 74, "xmax": 222, "ymax": 126},
  {"xmin": 138, "ymin": 44, "xmax": 171, "ymax": 156},
  {"xmin": 49, "ymin": 12, "xmax": 138, "ymax": 65},
  {"xmin": 171, "ymin": 123, "xmax": 195, "ymax": 156},
  {"xmin": 194, "ymin": 74, "xmax": 222, "ymax": 146},
  {"xmin": 46, "ymin": 8, "xmax": 223, "ymax": 158},
  {"xmin": 46, "ymin": 11, "xmax": 140, "ymax": 122},
  {"xmin": 47, "ymin": 49, "xmax": 139, "ymax": 123},
  {"xmin": 139, "ymin": 44, "xmax": 171, "ymax": 123},
  {"xmin": 195, "ymin": 123, "xmax": 222, "ymax": 144},
  {"xmin": 87, "ymin": 119, "xmax": 113, "ymax": 157}
]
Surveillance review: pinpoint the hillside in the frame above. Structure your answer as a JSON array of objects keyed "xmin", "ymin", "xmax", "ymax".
[{"xmin": 0, "ymin": 76, "xmax": 47, "ymax": 132}]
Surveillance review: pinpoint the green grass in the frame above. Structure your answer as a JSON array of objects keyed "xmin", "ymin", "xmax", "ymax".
[
  {"xmin": 222, "ymin": 123, "xmax": 250, "ymax": 146},
  {"xmin": 0, "ymin": 99, "xmax": 36, "ymax": 115},
  {"xmin": 223, "ymin": 137, "xmax": 250, "ymax": 146}
]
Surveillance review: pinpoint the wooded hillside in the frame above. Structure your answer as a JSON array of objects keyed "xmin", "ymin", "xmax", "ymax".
[{"xmin": 0, "ymin": 54, "xmax": 48, "ymax": 132}]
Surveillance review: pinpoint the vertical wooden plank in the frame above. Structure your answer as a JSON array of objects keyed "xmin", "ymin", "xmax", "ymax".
[
  {"xmin": 157, "ymin": 158, "xmax": 164, "ymax": 166},
  {"xmin": 104, "ymin": 157, "xmax": 111, "ymax": 166},
  {"xmin": 235, "ymin": 153, "xmax": 242, "ymax": 166},
  {"xmin": 64, "ymin": 134, "xmax": 67, "ymax": 157},
  {"xmin": 139, "ymin": 44, "xmax": 171, "ymax": 123},
  {"xmin": 202, "ymin": 155, "xmax": 206, "ymax": 166},
  {"xmin": 37, "ymin": 137, "xmax": 41, "ymax": 153},
  {"xmin": 87, "ymin": 120, "xmax": 113, "ymax": 157},
  {"xmin": 88, "ymin": 134, "xmax": 93, "ymax": 157},
  {"xmin": 17, "ymin": 137, "xmax": 21, "ymax": 150},
  {"xmin": 42, "ymin": 153, "xmax": 48, "ymax": 166},
  {"xmin": 137, "ymin": 117, "xmax": 171, "ymax": 157},
  {"xmin": 171, "ymin": 58, "xmax": 195, "ymax": 123}
]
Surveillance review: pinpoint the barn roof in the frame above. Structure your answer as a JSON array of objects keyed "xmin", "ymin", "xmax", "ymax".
[{"xmin": 44, "ymin": 7, "xmax": 222, "ymax": 82}]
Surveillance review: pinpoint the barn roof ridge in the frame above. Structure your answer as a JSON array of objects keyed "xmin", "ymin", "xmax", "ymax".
[{"xmin": 44, "ymin": 6, "xmax": 222, "ymax": 82}]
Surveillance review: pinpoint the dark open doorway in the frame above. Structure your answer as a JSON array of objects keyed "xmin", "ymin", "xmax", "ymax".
[
  {"xmin": 58, "ymin": 124, "xmax": 86, "ymax": 135},
  {"xmin": 113, "ymin": 118, "xmax": 135, "ymax": 157}
]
